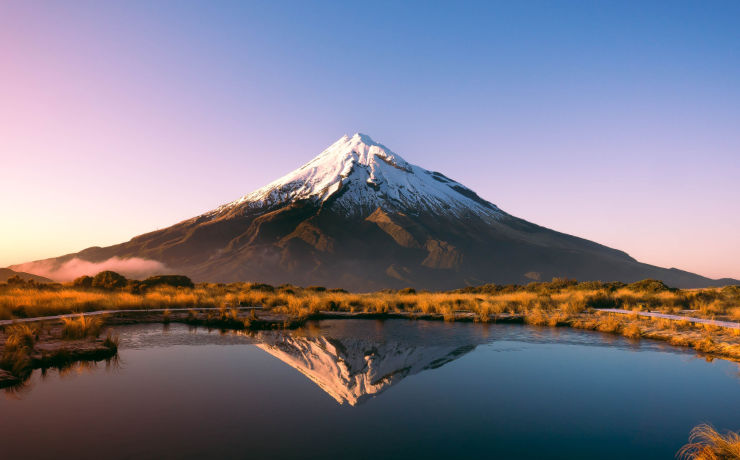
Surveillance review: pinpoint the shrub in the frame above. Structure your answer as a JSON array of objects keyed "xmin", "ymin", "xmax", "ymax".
[
  {"xmin": 92, "ymin": 271, "xmax": 128, "ymax": 290},
  {"xmin": 248, "ymin": 283, "xmax": 275, "ymax": 292},
  {"xmin": 627, "ymin": 279, "xmax": 675, "ymax": 293},
  {"xmin": 585, "ymin": 292, "xmax": 619, "ymax": 309},
  {"xmin": 720, "ymin": 285, "xmax": 740, "ymax": 298},
  {"xmin": 140, "ymin": 275, "xmax": 194, "ymax": 290},
  {"xmin": 72, "ymin": 276, "xmax": 93, "ymax": 288},
  {"xmin": 6, "ymin": 275, "xmax": 27, "ymax": 286}
]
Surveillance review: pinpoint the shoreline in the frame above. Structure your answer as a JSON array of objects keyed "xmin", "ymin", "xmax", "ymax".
[
  {"xmin": 3, "ymin": 307, "xmax": 740, "ymax": 389},
  {"xmin": 7, "ymin": 305, "xmax": 738, "ymax": 329}
]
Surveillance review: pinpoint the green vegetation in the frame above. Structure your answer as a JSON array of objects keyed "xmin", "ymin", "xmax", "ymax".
[
  {"xmin": 139, "ymin": 275, "xmax": 194, "ymax": 290},
  {"xmin": 92, "ymin": 271, "xmax": 128, "ymax": 290}
]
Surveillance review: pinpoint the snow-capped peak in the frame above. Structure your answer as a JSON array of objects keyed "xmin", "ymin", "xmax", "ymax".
[{"xmin": 216, "ymin": 133, "xmax": 502, "ymax": 219}]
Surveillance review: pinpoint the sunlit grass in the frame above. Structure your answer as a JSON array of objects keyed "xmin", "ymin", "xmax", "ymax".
[
  {"xmin": 2, "ymin": 277, "xmax": 740, "ymax": 361},
  {"xmin": 678, "ymin": 424, "xmax": 740, "ymax": 459},
  {"xmin": 61, "ymin": 315, "xmax": 102, "ymax": 339},
  {"xmin": 4, "ymin": 323, "xmax": 39, "ymax": 350},
  {"xmin": 1, "ymin": 323, "xmax": 39, "ymax": 377}
]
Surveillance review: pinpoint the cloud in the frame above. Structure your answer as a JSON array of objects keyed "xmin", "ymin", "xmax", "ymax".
[{"xmin": 11, "ymin": 257, "xmax": 169, "ymax": 282}]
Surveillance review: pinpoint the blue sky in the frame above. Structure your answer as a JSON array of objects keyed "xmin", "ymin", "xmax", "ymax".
[{"xmin": 1, "ymin": 0, "xmax": 739, "ymax": 278}]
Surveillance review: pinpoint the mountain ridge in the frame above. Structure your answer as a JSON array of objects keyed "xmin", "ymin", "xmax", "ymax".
[{"xmin": 11, "ymin": 133, "xmax": 738, "ymax": 289}]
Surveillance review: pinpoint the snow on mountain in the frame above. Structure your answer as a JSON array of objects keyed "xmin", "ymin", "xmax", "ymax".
[
  {"xmin": 12, "ymin": 132, "xmax": 738, "ymax": 289},
  {"xmin": 255, "ymin": 330, "xmax": 475, "ymax": 406},
  {"xmin": 212, "ymin": 133, "xmax": 503, "ymax": 219}
]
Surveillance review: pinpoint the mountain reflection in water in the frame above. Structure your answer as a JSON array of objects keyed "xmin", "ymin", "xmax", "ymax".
[
  {"xmin": 5, "ymin": 320, "xmax": 740, "ymax": 460},
  {"xmin": 255, "ymin": 320, "xmax": 490, "ymax": 405}
]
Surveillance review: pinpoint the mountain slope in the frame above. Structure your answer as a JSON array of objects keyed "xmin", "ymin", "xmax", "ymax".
[
  {"xmin": 0, "ymin": 268, "xmax": 52, "ymax": 284},
  {"xmin": 12, "ymin": 133, "xmax": 737, "ymax": 289}
]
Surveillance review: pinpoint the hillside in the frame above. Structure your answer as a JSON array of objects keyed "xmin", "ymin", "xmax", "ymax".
[{"xmin": 11, "ymin": 134, "xmax": 738, "ymax": 290}]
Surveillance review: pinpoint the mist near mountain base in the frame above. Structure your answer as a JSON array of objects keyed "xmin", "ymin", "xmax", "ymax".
[{"xmin": 11, "ymin": 256, "xmax": 168, "ymax": 282}]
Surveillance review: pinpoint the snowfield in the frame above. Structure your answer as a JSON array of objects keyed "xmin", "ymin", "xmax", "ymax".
[{"xmin": 208, "ymin": 133, "xmax": 504, "ymax": 219}]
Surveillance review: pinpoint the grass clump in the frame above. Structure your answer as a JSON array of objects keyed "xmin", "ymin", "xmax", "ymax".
[
  {"xmin": 622, "ymin": 323, "xmax": 642, "ymax": 339},
  {"xmin": 103, "ymin": 332, "xmax": 119, "ymax": 351},
  {"xmin": 61, "ymin": 315, "xmax": 102, "ymax": 339},
  {"xmin": 1, "ymin": 323, "xmax": 40, "ymax": 377},
  {"xmin": 678, "ymin": 424, "xmax": 740, "ymax": 459},
  {"xmin": 4, "ymin": 323, "xmax": 39, "ymax": 350}
]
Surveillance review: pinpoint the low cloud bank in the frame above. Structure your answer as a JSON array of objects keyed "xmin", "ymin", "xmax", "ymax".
[{"xmin": 11, "ymin": 257, "xmax": 169, "ymax": 282}]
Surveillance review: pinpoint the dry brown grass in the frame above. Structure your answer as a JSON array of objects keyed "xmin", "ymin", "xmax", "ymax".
[
  {"xmin": 4, "ymin": 323, "xmax": 39, "ymax": 350},
  {"xmin": 1, "ymin": 282, "xmax": 736, "ymax": 322},
  {"xmin": 1, "ymin": 323, "xmax": 40, "ymax": 377},
  {"xmin": 678, "ymin": 424, "xmax": 740, "ymax": 459},
  {"xmin": 622, "ymin": 323, "xmax": 642, "ymax": 339},
  {"xmin": 2, "ymin": 280, "xmax": 740, "ymax": 360},
  {"xmin": 61, "ymin": 315, "xmax": 102, "ymax": 339}
]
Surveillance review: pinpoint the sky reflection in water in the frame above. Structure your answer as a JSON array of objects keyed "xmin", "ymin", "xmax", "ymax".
[{"xmin": 1, "ymin": 320, "xmax": 739, "ymax": 460}]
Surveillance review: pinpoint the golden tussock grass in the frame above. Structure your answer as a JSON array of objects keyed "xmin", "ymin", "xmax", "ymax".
[
  {"xmin": 2, "ymin": 279, "xmax": 740, "ymax": 361},
  {"xmin": 4, "ymin": 323, "xmax": 39, "ymax": 350},
  {"xmin": 61, "ymin": 315, "xmax": 102, "ymax": 340},
  {"xmin": 678, "ymin": 424, "xmax": 740, "ymax": 460},
  {"xmin": 622, "ymin": 323, "xmax": 642, "ymax": 339},
  {"xmin": 1, "ymin": 323, "xmax": 40, "ymax": 377}
]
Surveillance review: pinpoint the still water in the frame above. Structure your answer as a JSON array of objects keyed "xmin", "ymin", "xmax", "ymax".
[{"xmin": 1, "ymin": 320, "xmax": 739, "ymax": 459}]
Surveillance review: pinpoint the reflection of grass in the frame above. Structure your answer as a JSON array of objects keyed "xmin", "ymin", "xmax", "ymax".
[{"xmin": 678, "ymin": 424, "xmax": 740, "ymax": 459}]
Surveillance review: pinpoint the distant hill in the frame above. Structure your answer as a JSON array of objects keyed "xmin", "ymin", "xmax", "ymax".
[
  {"xmin": 0, "ymin": 268, "xmax": 52, "ymax": 283},
  {"xmin": 11, "ymin": 133, "xmax": 739, "ymax": 290}
]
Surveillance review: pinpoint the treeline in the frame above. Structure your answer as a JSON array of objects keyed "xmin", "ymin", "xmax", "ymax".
[
  {"xmin": 453, "ymin": 278, "xmax": 678, "ymax": 295},
  {"xmin": 2, "ymin": 271, "xmax": 194, "ymax": 294},
  {"xmin": 3, "ymin": 273, "xmax": 738, "ymax": 299}
]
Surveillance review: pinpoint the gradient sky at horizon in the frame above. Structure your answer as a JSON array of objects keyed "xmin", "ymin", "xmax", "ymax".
[{"xmin": 1, "ymin": 1, "xmax": 739, "ymax": 279}]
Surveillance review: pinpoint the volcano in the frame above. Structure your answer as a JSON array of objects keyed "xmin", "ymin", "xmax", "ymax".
[{"xmin": 13, "ymin": 133, "xmax": 737, "ymax": 290}]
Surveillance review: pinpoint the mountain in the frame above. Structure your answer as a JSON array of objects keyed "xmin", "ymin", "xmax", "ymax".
[
  {"xmin": 254, "ymin": 319, "xmax": 485, "ymax": 405},
  {"xmin": 12, "ymin": 133, "xmax": 738, "ymax": 289},
  {"xmin": 0, "ymin": 268, "xmax": 52, "ymax": 284},
  {"xmin": 255, "ymin": 331, "xmax": 475, "ymax": 406}
]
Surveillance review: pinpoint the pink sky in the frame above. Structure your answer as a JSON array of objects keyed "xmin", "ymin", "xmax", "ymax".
[{"xmin": 1, "ymin": 2, "xmax": 738, "ymax": 280}]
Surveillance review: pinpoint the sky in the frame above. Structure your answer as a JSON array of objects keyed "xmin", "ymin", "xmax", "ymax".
[{"xmin": 0, "ymin": 0, "xmax": 738, "ymax": 279}]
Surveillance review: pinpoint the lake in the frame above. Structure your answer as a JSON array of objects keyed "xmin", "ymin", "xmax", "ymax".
[{"xmin": 1, "ymin": 319, "xmax": 739, "ymax": 459}]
